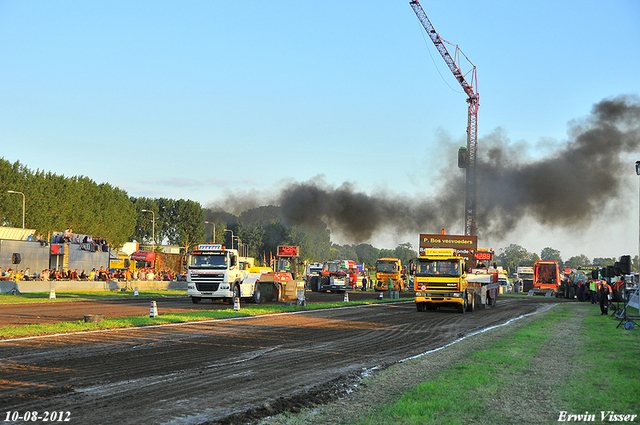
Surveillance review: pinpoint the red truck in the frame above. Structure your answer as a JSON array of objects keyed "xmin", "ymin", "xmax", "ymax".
[
  {"xmin": 318, "ymin": 260, "xmax": 355, "ymax": 293},
  {"xmin": 130, "ymin": 250, "xmax": 184, "ymax": 275},
  {"xmin": 530, "ymin": 261, "xmax": 560, "ymax": 296}
]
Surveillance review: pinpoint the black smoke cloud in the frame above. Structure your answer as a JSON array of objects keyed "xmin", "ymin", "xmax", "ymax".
[
  {"xmin": 278, "ymin": 179, "xmax": 460, "ymax": 242},
  {"xmin": 275, "ymin": 95, "xmax": 640, "ymax": 243}
]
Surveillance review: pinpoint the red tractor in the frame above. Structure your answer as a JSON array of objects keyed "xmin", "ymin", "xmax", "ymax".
[{"xmin": 318, "ymin": 260, "xmax": 354, "ymax": 293}]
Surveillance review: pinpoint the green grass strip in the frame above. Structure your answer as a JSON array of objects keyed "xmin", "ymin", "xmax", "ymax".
[
  {"xmin": 0, "ymin": 290, "xmax": 187, "ymax": 303},
  {"xmin": 0, "ymin": 297, "xmax": 413, "ymax": 340},
  {"xmin": 559, "ymin": 307, "xmax": 640, "ymax": 415},
  {"xmin": 358, "ymin": 304, "xmax": 639, "ymax": 425}
]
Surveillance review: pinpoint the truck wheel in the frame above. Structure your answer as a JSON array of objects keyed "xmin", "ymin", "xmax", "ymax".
[
  {"xmin": 458, "ymin": 298, "xmax": 467, "ymax": 314},
  {"xmin": 466, "ymin": 293, "xmax": 475, "ymax": 312},
  {"xmin": 416, "ymin": 302, "xmax": 423, "ymax": 312},
  {"xmin": 252, "ymin": 283, "xmax": 261, "ymax": 303},
  {"xmin": 191, "ymin": 297, "xmax": 201, "ymax": 304},
  {"xmin": 569, "ymin": 287, "xmax": 575, "ymax": 299},
  {"xmin": 490, "ymin": 294, "xmax": 496, "ymax": 307},
  {"xmin": 309, "ymin": 276, "xmax": 319, "ymax": 292},
  {"xmin": 228, "ymin": 285, "xmax": 240, "ymax": 304}
]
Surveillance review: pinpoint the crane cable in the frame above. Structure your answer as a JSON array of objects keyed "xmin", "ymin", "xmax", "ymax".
[{"xmin": 416, "ymin": 19, "xmax": 463, "ymax": 95}]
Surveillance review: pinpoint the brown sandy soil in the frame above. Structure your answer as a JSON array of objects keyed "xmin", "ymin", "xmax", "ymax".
[
  {"xmin": 0, "ymin": 295, "xmax": 563, "ymax": 424},
  {"xmin": 258, "ymin": 299, "xmax": 575, "ymax": 425}
]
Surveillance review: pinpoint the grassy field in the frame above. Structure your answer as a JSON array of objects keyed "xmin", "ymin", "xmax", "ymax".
[{"xmin": 263, "ymin": 302, "xmax": 640, "ymax": 425}]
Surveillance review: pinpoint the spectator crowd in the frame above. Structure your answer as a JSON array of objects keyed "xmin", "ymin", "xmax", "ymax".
[{"xmin": 1, "ymin": 266, "xmax": 184, "ymax": 282}]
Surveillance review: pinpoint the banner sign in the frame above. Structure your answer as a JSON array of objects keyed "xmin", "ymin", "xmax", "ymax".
[{"xmin": 419, "ymin": 234, "xmax": 478, "ymax": 265}]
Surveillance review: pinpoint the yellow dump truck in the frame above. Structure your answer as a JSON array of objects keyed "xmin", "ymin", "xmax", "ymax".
[
  {"xmin": 109, "ymin": 252, "xmax": 135, "ymax": 273},
  {"xmin": 374, "ymin": 258, "xmax": 404, "ymax": 291},
  {"xmin": 411, "ymin": 248, "xmax": 499, "ymax": 313}
]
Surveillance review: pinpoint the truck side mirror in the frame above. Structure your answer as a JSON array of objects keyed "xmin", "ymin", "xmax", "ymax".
[{"xmin": 230, "ymin": 254, "xmax": 237, "ymax": 268}]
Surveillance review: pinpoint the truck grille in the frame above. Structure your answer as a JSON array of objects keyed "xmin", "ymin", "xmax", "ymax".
[
  {"xmin": 195, "ymin": 283, "xmax": 220, "ymax": 292},
  {"xmin": 190, "ymin": 272, "xmax": 224, "ymax": 288},
  {"xmin": 424, "ymin": 282, "xmax": 457, "ymax": 291}
]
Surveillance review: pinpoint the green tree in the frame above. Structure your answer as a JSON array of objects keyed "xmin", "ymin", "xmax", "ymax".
[
  {"xmin": 333, "ymin": 244, "xmax": 358, "ymax": 262},
  {"xmin": 564, "ymin": 254, "xmax": 591, "ymax": 269},
  {"xmin": 497, "ymin": 244, "xmax": 537, "ymax": 273},
  {"xmin": 540, "ymin": 247, "xmax": 563, "ymax": 268},
  {"xmin": 378, "ymin": 248, "xmax": 395, "ymax": 259},
  {"xmin": 131, "ymin": 198, "xmax": 158, "ymax": 248},
  {"xmin": 592, "ymin": 257, "xmax": 615, "ymax": 267},
  {"xmin": 1, "ymin": 159, "xmax": 135, "ymax": 247},
  {"xmin": 354, "ymin": 243, "xmax": 379, "ymax": 268},
  {"xmin": 393, "ymin": 242, "xmax": 418, "ymax": 267},
  {"xmin": 168, "ymin": 199, "xmax": 204, "ymax": 253}
]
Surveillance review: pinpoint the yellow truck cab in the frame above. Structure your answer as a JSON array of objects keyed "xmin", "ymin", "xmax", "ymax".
[
  {"xmin": 412, "ymin": 248, "xmax": 474, "ymax": 313},
  {"xmin": 374, "ymin": 258, "xmax": 404, "ymax": 291}
]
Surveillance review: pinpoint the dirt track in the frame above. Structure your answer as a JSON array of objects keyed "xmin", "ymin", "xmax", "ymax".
[
  {"xmin": 0, "ymin": 291, "xmax": 389, "ymax": 327},
  {"xmin": 0, "ymin": 295, "xmax": 561, "ymax": 424}
]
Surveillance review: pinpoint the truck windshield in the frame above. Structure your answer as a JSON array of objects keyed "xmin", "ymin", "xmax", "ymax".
[
  {"xmin": 416, "ymin": 260, "xmax": 461, "ymax": 277},
  {"xmin": 570, "ymin": 271, "xmax": 587, "ymax": 284},
  {"xmin": 324, "ymin": 262, "xmax": 341, "ymax": 273},
  {"xmin": 376, "ymin": 261, "xmax": 398, "ymax": 273},
  {"xmin": 189, "ymin": 254, "xmax": 227, "ymax": 269}
]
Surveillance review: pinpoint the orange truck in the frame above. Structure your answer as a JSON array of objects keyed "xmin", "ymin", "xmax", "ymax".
[{"xmin": 531, "ymin": 261, "xmax": 560, "ymax": 296}]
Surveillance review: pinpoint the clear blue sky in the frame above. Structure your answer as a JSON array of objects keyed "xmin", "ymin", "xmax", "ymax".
[{"xmin": 1, "ymin": 1, "xmax": 639, "ymax": 260}]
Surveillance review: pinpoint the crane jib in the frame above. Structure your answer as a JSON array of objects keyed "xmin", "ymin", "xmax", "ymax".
[{"xmin": 410, "ymin": 0, "xmax": 479, "ymax": 237}]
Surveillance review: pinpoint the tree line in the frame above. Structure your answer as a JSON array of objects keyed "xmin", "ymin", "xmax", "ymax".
[
  {"xmin": 0, "ymin": 159, "xmax": 203, "ymax": 251},
  {"xmin": 1, "ymin": 158, "xmax": 635, "ymax": 272},
  {"xmin": 496, "ymin": 244, "xmax": 639, "ymax": 275},
  {"xmin": 1, "ymin": 159, "xmax": 134, "ymax": 246}
]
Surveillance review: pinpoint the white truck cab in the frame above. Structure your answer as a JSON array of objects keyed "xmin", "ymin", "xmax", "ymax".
[{"xmin": 187, "ymin": 244, "xmax": 261, "ymax": 304}]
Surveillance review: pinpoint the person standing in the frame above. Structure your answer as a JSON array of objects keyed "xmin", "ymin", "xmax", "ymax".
[
  {"xmin": 599, "ymin": 281, "xmax": 611, "ymax": 315},
  {"xmin": 590, "ymin": 279, "xmax": 598, "ymax": 304}
]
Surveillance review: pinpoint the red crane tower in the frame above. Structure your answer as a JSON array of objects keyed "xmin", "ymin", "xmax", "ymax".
[{"xmin": 409, "ymin": 0, "xmax": 479, "ymax": 236}]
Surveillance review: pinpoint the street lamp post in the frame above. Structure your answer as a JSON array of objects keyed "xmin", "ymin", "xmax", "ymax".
[
  {"xmin": 224, "ymin": 229, "xmax": 234, "ymax": 250},
  {"xmin": 234, "ymin": 237, "xmax": 241, "ymax": 256},
  {"xmin": 7, "ymin": 190, "xmax": 25, "ymax": 229},
  {"xmin": 141, "ymin": 209, "xmax": 155, "ymax": 251},
  {"xmin": 204, "ymin": 221, "xmax": 215, "ymax": 243}
]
